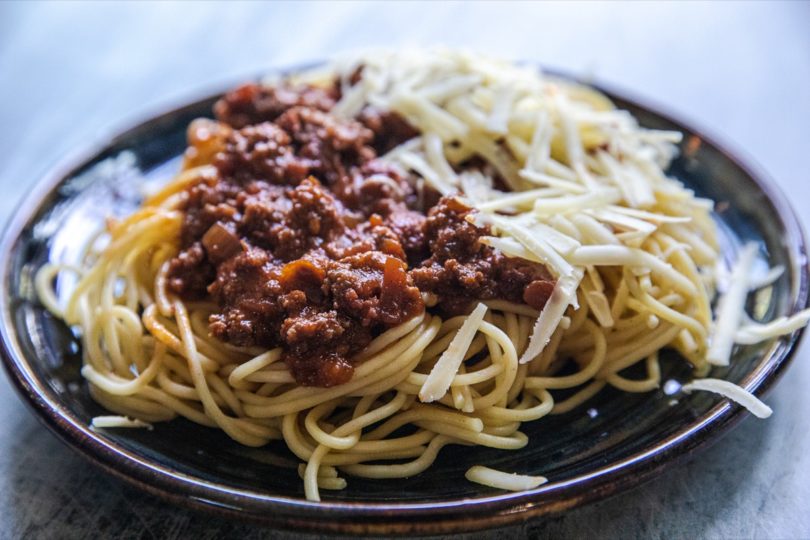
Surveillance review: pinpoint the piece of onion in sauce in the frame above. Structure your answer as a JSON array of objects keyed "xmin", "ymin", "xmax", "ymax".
[{"xmin": 202, "ymin": 222, "xmax": 243, "ymax": 263}]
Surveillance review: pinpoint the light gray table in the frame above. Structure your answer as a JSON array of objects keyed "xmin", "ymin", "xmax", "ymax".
[{"xmin": 1, "ymin": 2, "xmax": 808, "ymax": 538}]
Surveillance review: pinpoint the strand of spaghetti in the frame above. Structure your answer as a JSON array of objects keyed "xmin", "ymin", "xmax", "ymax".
[
  {"xmin": 605, "ymin": 353, "xmax": 661, "ymax": 392},
  {"xmin": 477, "ymin": 389, "xmax": 554, "ymax": 422},
  {"xmin": 81, "ymin": 343, "xmax": 165, "ymax": 396},
  {"xmin": 354, "ymin": 313, "xmax": 426, "ymax": 360},
  {"xmin": 550, "ymin": 380, "xmax": 607, "ymax": 415},
  {"xmin": 505, "ymin": 312, "xmax": 528, "ymax": 404},
  {"xmin": 303, "ymin": 391, "xmax": 420, "ymax": 499},
  {"xmin": 141, "ymin": 305, "xmax": 220, "ymax": 371},
  {"xmin": 89, "ymin": 385, "xmax": 176, "ymax": 422},
  {"xmin": 151, "ymin": 309, "xmax": 236, "ymax": 365},
  {"xmin": 599, "ymin": 323, "xmax": 681, "ymax": 376},
  {"xmin": 282, "ymin": 410, "xmax": 437, "ymax": 464},
  {"xmin": 35, "ymin": 264, "xmax": 82, "ymax": 317},
  {"xmin": 205, "ymin": 372, "xmax": 245, "ymax": 417},
  {"xmin": 173, "ymin": 299, "xmax": 266, "ymax": 447},
  {"xmin": 143, "ymin": 165, "xmax": 215, "ymax": 206},
  {"xmin": 528, "ymin": 325, "xmax": 565, "ymax": 376},
  {"xmin": 340, "ymin": 435, "xmax": 455, "ymax": 479},
  {"xmin": 243, "ymin": 371, "xmax": 296, "ymax": 384},
  {"xmin": 349, "ymin": 430, "xmax": 437, "ymax": 454},
  {"xmin": 451, "ymin": 364, "xmax": 467, "ymax": 411},
  {"xmin": 362, "ymin": 404, "xmax": 484, "ymax": 441},
  {"xmin": 228, "ymin": 348, "xmax": 283, "ymax": 384},
  {"xmin": 625, "ymin": 294, "xmax": 706, "ymax": 342},
  {"xmin": 524, "ymin": 320, "xmax": 606, "ymax": 389},
  {"xmin": 306, "ymin": 393, "xmax": 409, "ymax": 451},
  {"xmin": 158, "ymin": 371, "xmax": 217, "ymax": 407},
  {"xmin": 483, "ymin": 299, "xmax": 540, "ymax": 317},
  {"xmin": 418, "ymin": 362, "xmax": 503, "ymax": 389},
  {"xmin": 414, "ymin": 421, "xmax": 527, "ymax": 449},
  {"xmin": 468, "ymin": 321, "xmax": 519, "ymax": 410},
  {"xmin": 346, "ymin": 350, "xmax": 427, "ymax": 396}
]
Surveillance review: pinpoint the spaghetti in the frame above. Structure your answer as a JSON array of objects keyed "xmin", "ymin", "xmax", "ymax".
[{"xmin": 38, "ymin": 49, "xmax": 809, "ymax": 501}]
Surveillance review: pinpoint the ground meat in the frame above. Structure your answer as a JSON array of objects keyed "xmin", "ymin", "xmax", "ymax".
[
  {"xmin": 384, "ymin": 208, "xmax": 428, "ymax": 264},
  {"xmin": 281, "ymin": 307, "xmax": 370, "ymax": 387},
  {"xmin": 214, "ymin": 82, "xmax": 339, "ymax": 129},
  {"xmin": 358, "ymin": 107, "xmax": 420, "ymax": 154},
  {"xmin": 208, "ymin": 247, "xmax": 285, "ymax": 346},
  {"xmin": 411, "ymin": 198, "xmax": 555, "ymax": 315},
  {"xmin": 179, "ymin": 178, "xmax": 241, "ymax": 246},
  {"xmin": 167, "ymin": 78, "xmax": 556, "ymax": 387},
  {"xmin": 275, "ymin": 106, "xmax": 376, "ymax": 187},
  {"xmin": 327, "ymin": 251, "xmax": 421, "ymax": 327},
  {"xmin": 214, "ymin": 122, "xmax": 310, "ymax": 185},
  {"xmin": 166, "ymin": 242, "xmax": 215, "ymax": 299}
]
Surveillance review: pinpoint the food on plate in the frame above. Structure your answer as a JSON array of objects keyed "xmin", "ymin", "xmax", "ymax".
[{"xmin": 37, "ymin": 49, "xmax": 810, "ymax": 501}]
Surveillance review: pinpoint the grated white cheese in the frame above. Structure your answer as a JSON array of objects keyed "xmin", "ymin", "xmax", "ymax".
[
  {"xmin": 681, "ymin": 378, "xmax": 772, "ymax": 419},
  {"xmin": 707, "ymin": 243, "xmax": 758, "ymax": 366},
  {"xmin": 520, "ymin": 269, "xmax": 584, "ymax": 364},
  {"xmin": 488, "ymin": 215, "xmax": 574, "ymax": 278},
  {"xmin": 395, "ymin": 151, "xmax": 456, "ymax": 196},
  {"xmin": 747, "ymin": 265, "xmax": 784, "ymax": 291},
  {"xmin": 91, "ymin": 416, "xmax": 154, "ymax": 430},
  {"xmin": 485, "ymin": 85, "xmax": 517, "ymax": 134},
  {"xmin": 525, "ymin": 110, "xmax": 553, "ymax": 174},
  {"xmin": 734, "ymin": 309, "xmax": 810, "ymax": 345},
  {"xmin": 419, "ymin": 303, "xmax": 488, "ymax": 403},
  {"xmin": 568, "ymin": 245, "xmax": 697, "ymax": 296},
  {"xmin": 533, "ymin": 189, "xmax": 622, "ymax": 217},
  {"xmin": 465, "ymin": 465, "xmax": 547, "ymax": 491},
  {"xmin": 424, "ymin": 133, "xmax": 459, "ymax": 187}
]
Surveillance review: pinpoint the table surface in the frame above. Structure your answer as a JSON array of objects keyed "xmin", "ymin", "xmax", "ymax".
[{"xmin": 1, "ymin": 2, "xmax": 809, "ymax": 538}]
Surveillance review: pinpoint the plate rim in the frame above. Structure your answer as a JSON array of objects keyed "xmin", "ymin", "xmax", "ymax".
[{"xmin": 1, "ymin": 67, "xmax": 808, "ymax": 535}]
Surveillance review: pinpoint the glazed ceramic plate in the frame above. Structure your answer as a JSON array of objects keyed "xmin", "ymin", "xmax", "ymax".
[{"xmin": 1, "ymin": 72, "xmax": 807, "ymax": 535}]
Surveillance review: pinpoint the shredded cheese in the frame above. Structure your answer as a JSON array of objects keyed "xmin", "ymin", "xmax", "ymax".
[
  {"xmin": 681, "ymin": 379, "xmax": 772, "ymax": 419},
  {"xmin": 707, "ymin": 243, "xmax": 758, "ymax": 366},
  {"xmin": 735, "ymin": 309, "xmax": 810, "ymax": 344},
  {"xmin": 465, "ymin": 465, "xmax": 548, "ymax": 491},
  {"xmin": 520, "ymin": 269, "xmax": 584, "ymax": 364},
  {"xmin": 91, "ymin": 416, "xmax": 154, "ymax": 430},
  {"xmin": 419, "ymin": 303, "xmax": 488, "ymax": 402}
]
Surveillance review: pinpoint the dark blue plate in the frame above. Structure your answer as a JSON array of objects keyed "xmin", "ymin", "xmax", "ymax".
[{"xmin": 0, "ymin": 73, "xmax": 807, "ymax": 535}]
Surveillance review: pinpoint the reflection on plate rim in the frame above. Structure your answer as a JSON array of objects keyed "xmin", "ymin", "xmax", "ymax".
[{"xmin": 0, "ymin": 70, "xmax": 808, "ymax": 535}]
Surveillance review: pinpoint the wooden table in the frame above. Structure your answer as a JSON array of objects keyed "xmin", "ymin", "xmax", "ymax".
[{"xmin": 1, "ymin": 2, "xmax": 808, "ymax": 538}]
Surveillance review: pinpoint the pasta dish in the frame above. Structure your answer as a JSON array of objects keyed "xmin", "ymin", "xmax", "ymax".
[{"xmin": 37, "ymin": 49, "xmax": 809, "ymax": 500}]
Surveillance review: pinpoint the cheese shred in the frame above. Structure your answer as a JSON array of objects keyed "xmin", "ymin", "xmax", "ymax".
[
  {"xmin": 465, "ymin": 465, "xmax": 548, "ymax": 491},
  {"xmin": 681, "ymin": 379, "xmax": 772, "ymax": 419},
  {"xmin": 91, "ymin": 416, "xmax": 154, "ymax": 430},
  {"xmin": 420, "ymin": 303, "xmax": 488, "ymax": 402}
]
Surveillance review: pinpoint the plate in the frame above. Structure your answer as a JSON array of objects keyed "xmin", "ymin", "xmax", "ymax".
[{"xmin": 1, "ymin": 72, "xmax": 807, "ymax": 535}]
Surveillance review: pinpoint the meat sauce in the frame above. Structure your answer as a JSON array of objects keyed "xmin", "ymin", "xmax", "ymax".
[{"xmin": 167, "ymin": 81, "xmax": 555, "ymax": 387}]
